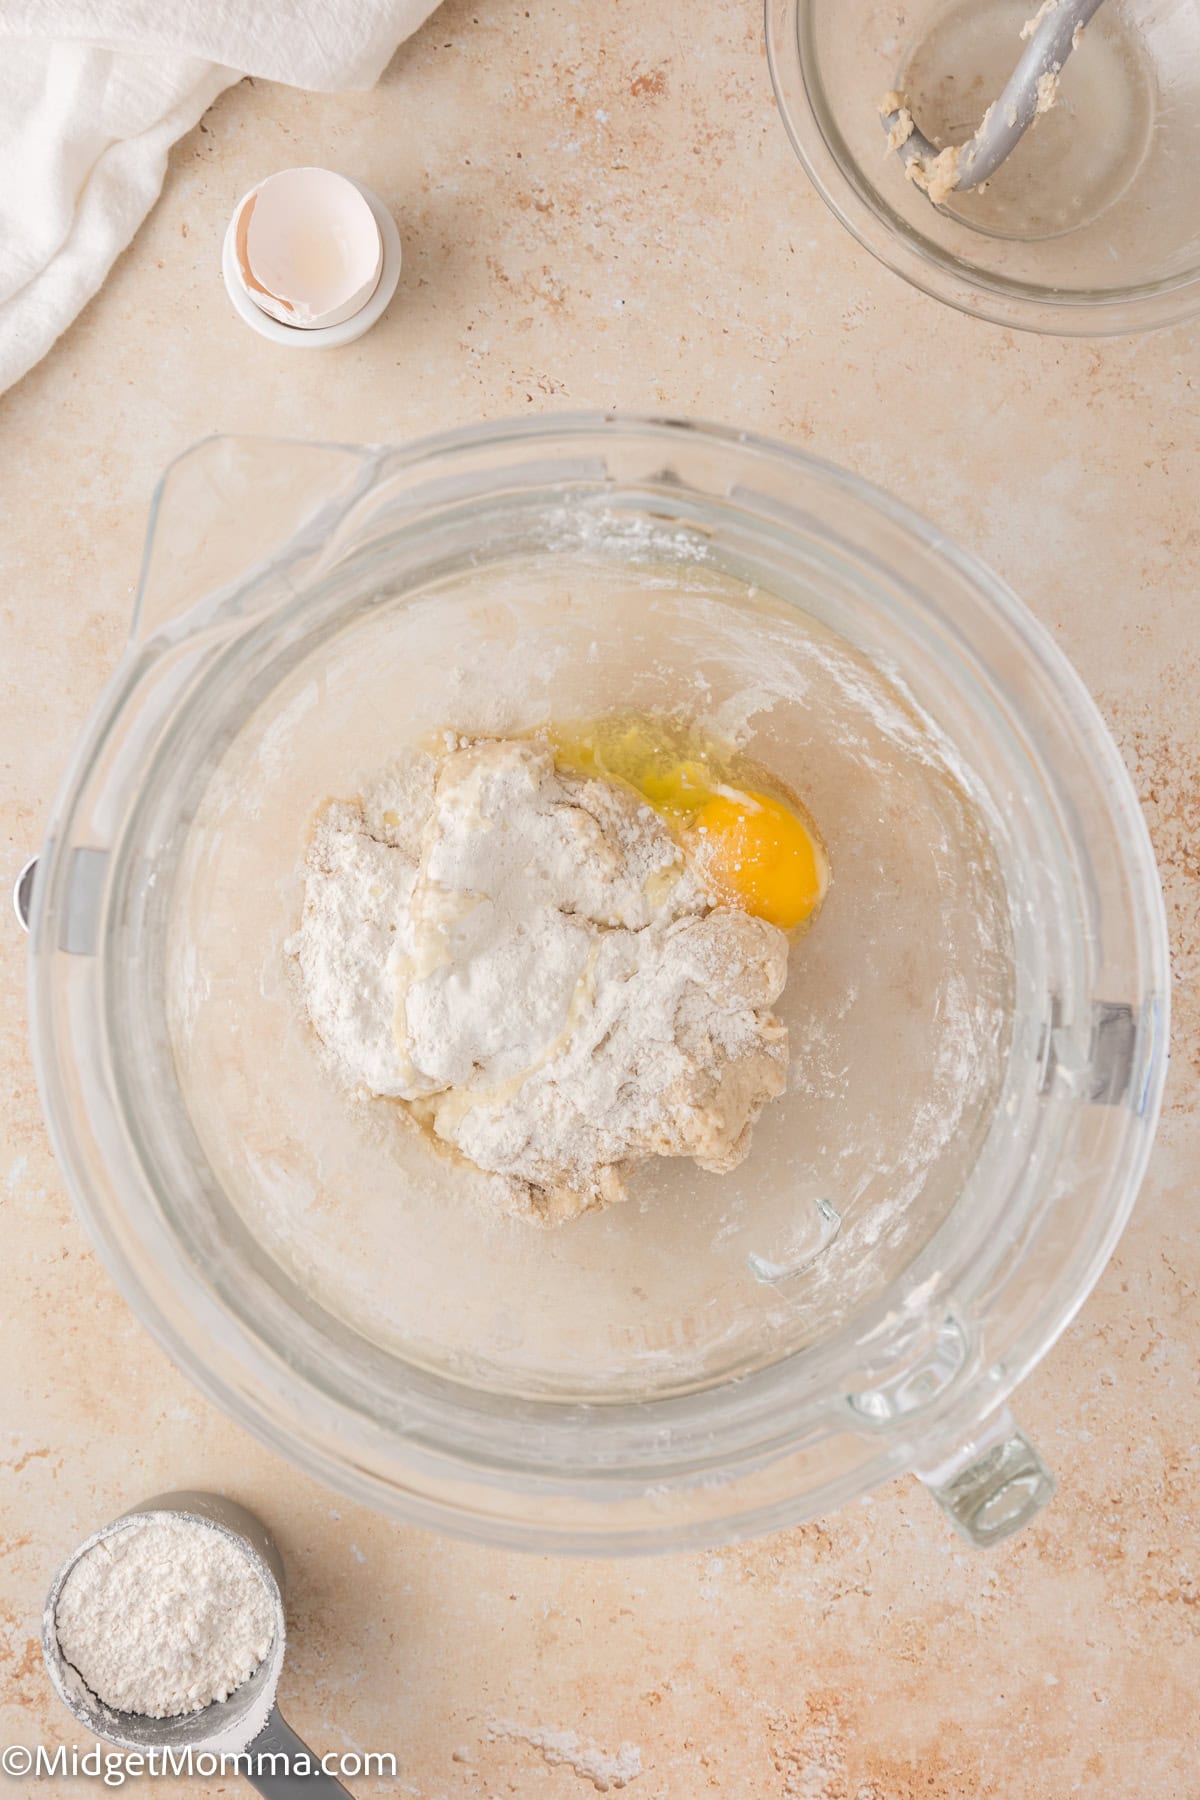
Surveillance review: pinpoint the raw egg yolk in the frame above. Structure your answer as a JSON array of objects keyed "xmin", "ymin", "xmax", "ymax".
[
  {"xmin": 547, "ymin": 719, "xmax": 828, "ymax": 932},
  {"xmin": 687, "ymin": 790, "xmax": 828, "ymax": 931}
]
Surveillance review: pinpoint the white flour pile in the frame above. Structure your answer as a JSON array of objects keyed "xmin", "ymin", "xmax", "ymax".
[
  {"xmin": 291, "ymin": 737, "xmax": 790, "ymax": 1225},
  {"xmin": 55, "ymin": 1516, "xmax": 275, "ymax": 1719}
]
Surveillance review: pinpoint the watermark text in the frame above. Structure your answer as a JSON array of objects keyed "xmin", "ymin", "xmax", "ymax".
[{"xmin": 2, "ymin": 1742, "xmax": 396, "ymax": 1786}]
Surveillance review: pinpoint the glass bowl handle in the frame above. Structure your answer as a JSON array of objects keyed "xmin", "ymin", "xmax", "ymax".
[
  {"xmin": 131, "ymin": 435, "xmax": 374, "ymax": 645},
  {"xmin": 914, "ymin": 1408, "xmax": 1055, "ymax": 1548}
]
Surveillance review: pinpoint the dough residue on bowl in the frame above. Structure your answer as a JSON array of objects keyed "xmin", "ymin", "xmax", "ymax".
[{"xmin": 289, "ymin": 737, "xmax": 791, "ymax": 1225}]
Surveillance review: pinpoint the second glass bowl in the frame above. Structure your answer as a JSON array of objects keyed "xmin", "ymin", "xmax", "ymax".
[{"xmin": 766, "ymin": 0, "xmax": 1200, "ymax": 335}]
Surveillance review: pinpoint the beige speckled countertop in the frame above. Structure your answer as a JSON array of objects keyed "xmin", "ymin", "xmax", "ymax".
[{"xmin": 2, "ymin": 1, "xmax": 1198, "ymax": 1794}]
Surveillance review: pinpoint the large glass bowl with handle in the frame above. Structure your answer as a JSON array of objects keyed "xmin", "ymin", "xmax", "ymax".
[{"xmin": 26, "ymin": 416, "xmax": 1168, "ymax": 1551}]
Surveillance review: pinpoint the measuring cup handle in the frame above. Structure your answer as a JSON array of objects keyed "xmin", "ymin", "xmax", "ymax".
[{"xmin": 244, "ymin": 1706, "xmax": 355, "ymax": 1798}]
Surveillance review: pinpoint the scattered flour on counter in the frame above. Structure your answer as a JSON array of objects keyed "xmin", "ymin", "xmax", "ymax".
[
  {"xmin": 489, "ymin": 1720, "xmax": 643, "ymax": 1792},
  {"xmin": 54, "ymin": 1516, "xmax": 275, "ymax": 1719},
  {"xmin": 290, "ymin": 738, "xmax": 790, "ymax": 1226}
]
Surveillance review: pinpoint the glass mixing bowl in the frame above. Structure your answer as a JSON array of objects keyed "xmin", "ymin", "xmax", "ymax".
[
  {"xmin": 766, "ymin": 0, "xmax": 1200, "ymax": 334},
  {"xmin": 28, "ymin": 418, "xmax": 1168, "ymax": 1551}
]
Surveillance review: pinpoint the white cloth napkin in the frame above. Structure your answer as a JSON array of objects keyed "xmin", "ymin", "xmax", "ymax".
[{"xmin": 0, "ymin": 0, "xmax": 439, "ymax": 393}]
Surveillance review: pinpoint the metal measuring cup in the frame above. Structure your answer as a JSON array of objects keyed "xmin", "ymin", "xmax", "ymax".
[{"xmin": 42, "ymin": 1490, "xmax": 352, "ymax": 1797}]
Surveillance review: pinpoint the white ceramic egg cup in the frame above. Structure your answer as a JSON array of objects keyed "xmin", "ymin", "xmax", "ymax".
[{"xmin": 222, "ymin": 179, "xmax": 402, "ymax": 349}]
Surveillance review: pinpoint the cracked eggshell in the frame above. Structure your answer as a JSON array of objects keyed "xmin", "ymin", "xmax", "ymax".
[{"xmin": 234, "ymin": 168, "xmax": 384, "ymax": 330}]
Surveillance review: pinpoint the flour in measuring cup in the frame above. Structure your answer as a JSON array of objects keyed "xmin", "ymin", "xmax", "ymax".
[
  {"xmin": 54, "ymin": 1516, "xmax": 275, "ymax": 1719},
  {"xmin": 290, "ymin": 737, "xmax": 792, "ymax": 1225}
]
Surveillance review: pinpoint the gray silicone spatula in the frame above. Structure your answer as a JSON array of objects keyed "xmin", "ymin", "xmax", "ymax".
[
  {"xmin": 43, "ymin": 1491, "xmax": 354, "ymax": 1798},
  {"xmin": 881, "ymin": 0, "xmax": 1106, "ymax": 201}
]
